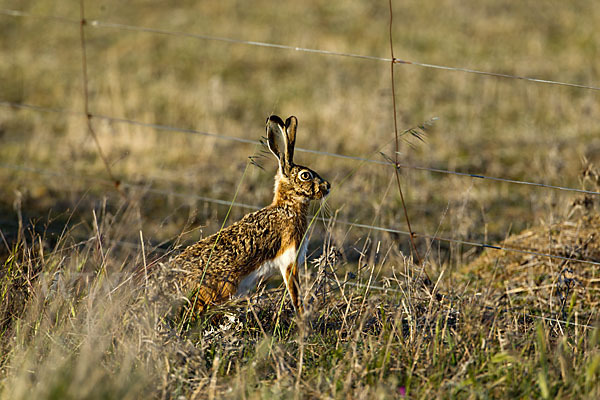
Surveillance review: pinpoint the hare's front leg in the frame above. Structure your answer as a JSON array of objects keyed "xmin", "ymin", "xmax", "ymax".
[{"xmin": 283, "ymin": 262, "xmax": 303, "ymax": 314}]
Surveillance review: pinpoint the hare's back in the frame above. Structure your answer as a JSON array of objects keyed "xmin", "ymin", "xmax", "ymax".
[{"xmin": 174, "ymin": 209, "xmax": 280, "ymax": 276}]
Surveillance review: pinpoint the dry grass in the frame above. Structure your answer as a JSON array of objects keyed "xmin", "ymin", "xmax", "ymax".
[
  {"xmin": 1, "ymin": 0, "xmax": 600, "ymax": 398},
  {"xmin": 1, "ymin": 200, "xmax": 599, "ymax": 398}
]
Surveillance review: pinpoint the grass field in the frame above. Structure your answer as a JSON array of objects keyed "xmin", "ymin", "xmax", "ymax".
[{"xmin": 1, "ymin": 0, "xmax": 600, "ymax": 398}]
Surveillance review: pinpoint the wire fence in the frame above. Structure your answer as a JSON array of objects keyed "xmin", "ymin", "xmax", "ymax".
[
  {"xmin": 1, "ymin": 4, "xmax": 600, "ymax": 318},
  {"xmin": 2, "ymin": 100, "xmax": 599, "ymax": 198},
  {"xmin": 2, "ymin": 161, "xmax": 600, "ymax": 269},
  {"xmin": 2, "ymin": 8, "xmax": 600, "ymax": 91}
]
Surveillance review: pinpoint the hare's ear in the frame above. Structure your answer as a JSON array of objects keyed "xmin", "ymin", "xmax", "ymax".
[
  {"xmin": 284, "ymin": 116, "xmax": 297, "ymax": 165},
  {"xmin": 266, "ymin": 115, "xmax": 290, "ymax": 174}
]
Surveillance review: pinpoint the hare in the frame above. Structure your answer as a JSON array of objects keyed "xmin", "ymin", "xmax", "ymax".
[{"xmin": 172, "ymin": 115, "xmax": 330, "ymax": 317}]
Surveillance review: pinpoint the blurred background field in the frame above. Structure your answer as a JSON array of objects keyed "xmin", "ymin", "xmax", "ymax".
[{"xmin": 1, "ymin": 0, "xmax": 600, "ymax": 398}]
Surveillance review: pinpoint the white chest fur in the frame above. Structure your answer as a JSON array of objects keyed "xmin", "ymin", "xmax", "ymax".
[{"xmin": 235, "ymin": 243, "xmax": 307, "ymax": 297}]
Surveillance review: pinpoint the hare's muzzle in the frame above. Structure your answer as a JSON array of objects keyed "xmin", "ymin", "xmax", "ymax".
[{"xmin": 320, "ymin": 180, "xmax": 331, "ymax": 197}]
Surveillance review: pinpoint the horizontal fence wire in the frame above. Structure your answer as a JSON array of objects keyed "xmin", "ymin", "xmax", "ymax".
[
  {"xmin": 2, "ymin": 100, "xmax": 599, "ymax": 197},
  {"xmin": 2, "ymin": 162, "xmax": 600, "ymax": 268},
  {"xmin": 19, "ymin": 231, "xmax": 597, "ymax": 330},
  {"xmin": 2, "ymin": 8, "xmax": 600, "ymax": 92},
  {"xmin": 328, "ymin": 279, "xmax": 598, "ymax": 330}
]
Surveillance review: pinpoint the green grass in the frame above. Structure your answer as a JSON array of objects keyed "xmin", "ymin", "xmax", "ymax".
[{"xmin": 1, "ymin": 0, "xmax": 600, "ymax": 398}]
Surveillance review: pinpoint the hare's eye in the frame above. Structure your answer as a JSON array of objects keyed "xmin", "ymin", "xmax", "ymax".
[{"xmin": 299, "ymin": 170, "xmax": 312, "ymax": 181}]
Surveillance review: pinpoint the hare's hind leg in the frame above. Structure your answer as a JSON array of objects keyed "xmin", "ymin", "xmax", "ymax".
[
  {"xmin": 282, "ymin": 262, "xmax": 303, "ymax": 314},
  {"xmin": 185, "ymin": 280, "xmax": 237, "ymax": 319},
  {"xmin": 180, "ymin": 288, "xmax": 208, "ymax": 323}
]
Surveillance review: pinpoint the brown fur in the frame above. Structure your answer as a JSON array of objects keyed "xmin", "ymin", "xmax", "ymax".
[{"xmin": 171, "ymin": 115, "xmax": 330, "ymax": 317}]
